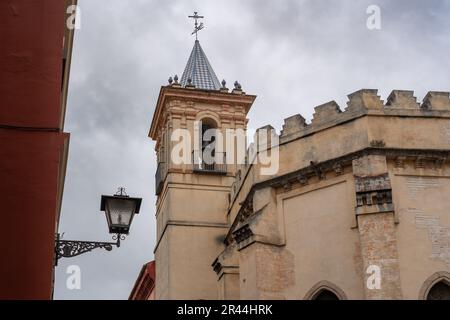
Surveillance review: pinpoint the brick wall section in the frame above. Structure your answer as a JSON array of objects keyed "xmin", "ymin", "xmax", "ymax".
[
  {"xmin": 358, "ymin": 212, "xmax": 402, "ymax": 299},
  {"xmin": 353, "ymin": 155, "xmax": 402, "ymax": 299},
  {"xmin": 239, "ymin": 242, "xmax": 295, "ymax": 300}
]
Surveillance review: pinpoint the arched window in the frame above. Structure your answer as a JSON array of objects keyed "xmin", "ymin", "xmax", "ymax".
[
  {"xmin": 200, "ymin": 118, "xmax": 217, "ymax": 153},
  {"xmin": 427, "ymin": 281, "xmax": 450, "ymax": 300},
  {"xmin": 193, "ymin": 117, "xmax": 226, "ymax": 174},
  {"xmin": 419, "ymin": 272, "xmax": 450, "ymax": 300},
  {"xmin": 304, "ymin": 281, "xmax": 347, "ymax": 300},
  {"xmin": 312, "ymin": 289, "xmax": 340, "ymax": 300}
]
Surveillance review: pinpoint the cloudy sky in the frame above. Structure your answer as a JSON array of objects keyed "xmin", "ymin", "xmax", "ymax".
[{"xmin": 54, "ymin": 0, "xmax": 450, "ymax": 299}]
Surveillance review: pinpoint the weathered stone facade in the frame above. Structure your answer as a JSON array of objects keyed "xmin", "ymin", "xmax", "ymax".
[
  {"xmin": 148, "ymin": 42, "xmax": 450, "ymax": 300},
  {"xmin": 149, "ymin": 83, "xmax": 450, "ymax": 299}
]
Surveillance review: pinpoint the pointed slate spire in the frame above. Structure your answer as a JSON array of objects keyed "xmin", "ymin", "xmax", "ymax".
[{"xmin": 180, "ymin": 40, "xmax": 221, "ymax": 90}]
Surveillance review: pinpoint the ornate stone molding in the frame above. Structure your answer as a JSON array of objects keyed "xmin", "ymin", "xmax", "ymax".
[
  {"xmin": 333, "ymin": 162, "xmax": 344, "ymax": 176},
  {"xmin": 232, "ymin": 224, "xmax": 253, "ymax": 245},
  {"xmin": 297, "ymin": 174, "xmax": 308, "ymax": 185},
  {"xmin": 238, "ymin": 195, "xmax": 253, "ymax": 223},
  {"xmin": 354, "ymin": 173, "xmax": 391, "ymax": 193},
  {"xmin": 310, "ymin": 161, "xmax": 326, "ymax": 180},
  {"xmin": 355, "ymin": 174, "xmax": 393, "ymax": 209},
  {"xmin": 394, "ymin": 156, "xmax": 406, "ymax": 168},
  {"xmin": 370, "ymin": 140, "xmax": 386, "ymax": 148}
]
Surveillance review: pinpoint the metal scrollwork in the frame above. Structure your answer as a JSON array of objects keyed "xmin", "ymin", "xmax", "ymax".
[
  {"xmin": 54, "ymin": 233, "xmax": 121, "ymax": 264},
  {"xmin": 112, "ymin": 234, "xmax": 126, "ymax": 241}
]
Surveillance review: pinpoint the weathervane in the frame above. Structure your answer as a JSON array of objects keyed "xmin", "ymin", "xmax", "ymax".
[{"xmin": 189, "ymin": 11, "xmax": 204, "ymax": 40}]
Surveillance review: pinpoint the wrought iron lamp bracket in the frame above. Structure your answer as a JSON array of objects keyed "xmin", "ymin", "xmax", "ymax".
[{"xmin": 54, "ymin": 233, "xmax": 125, "ymax": 265}]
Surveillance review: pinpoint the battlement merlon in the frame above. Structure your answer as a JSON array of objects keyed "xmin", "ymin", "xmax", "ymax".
[
  {"xmin": 281, "ymin": 114, "xmax": 306, "ymax": 136},
  {"xmin": 422, "ymin": 91, "xmax": 450, "ymax": 110}
]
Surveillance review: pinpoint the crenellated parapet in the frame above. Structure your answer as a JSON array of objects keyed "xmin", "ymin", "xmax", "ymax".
[{"xmin": 279, "ymin": 89, "xmax": 450, "ymax": 142}]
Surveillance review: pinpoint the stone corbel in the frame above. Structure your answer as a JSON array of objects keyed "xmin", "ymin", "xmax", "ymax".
[
  {"xmin": 310, "ymin": 161, "xmax": 326, "ymax": 180},
  {"xmin": 232, "ymin": 224, "xmax": 254, "ymax": 249},
  {"xmin": 415, "ymin": 156, "xmax": 426, "ymax": 169},
  {"xmin": 333, "ymin": 162, "xmax": 344, "ymax": 176},
  {"xmin": 282, "ymin": 180, "xmax": 291, "ymax": 192},
  {"xmin": 297, "ymin": 174, "xmax": 308, "ymax": 186},
  {"xmin": 394, "ymin": 156, "xmax": 406, "ymax": 169},
  {"xmin": 434, "ymin": 156, "xmax": 447, "ymax": 170}
]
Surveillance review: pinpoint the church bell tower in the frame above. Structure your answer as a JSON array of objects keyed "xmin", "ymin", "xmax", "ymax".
[{"xmin": 148, "ymin": 13, "xmax": 256, "ymax": 299}]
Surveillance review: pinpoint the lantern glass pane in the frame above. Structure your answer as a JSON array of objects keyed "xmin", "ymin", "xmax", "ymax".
[{"xmin": 107, "ymin": 198, "xmax": 136, "ymax": 228}]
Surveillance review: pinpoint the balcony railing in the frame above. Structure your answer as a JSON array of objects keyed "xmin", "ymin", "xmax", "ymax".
[
  {"xmin": 192, "ymin": 151, "xmax": 227, "ymax": 174},
  {"xmin": 155, "ymin": 162, "xmax": 165, "ymax": 195}
]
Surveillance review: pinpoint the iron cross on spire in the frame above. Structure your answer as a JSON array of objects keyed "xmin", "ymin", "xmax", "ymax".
[{"xmin": 188, "ymin": 11, "xmax": 204, "ymax": 40}]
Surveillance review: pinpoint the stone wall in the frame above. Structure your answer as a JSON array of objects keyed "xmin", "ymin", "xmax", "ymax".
[{"xmin": 216, "ymin": 89, "xmax": 450, "ymax": 300}]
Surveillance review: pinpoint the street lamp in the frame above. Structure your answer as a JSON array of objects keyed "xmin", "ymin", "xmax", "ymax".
[
  {"xmin": 54, "ymin": 187, "xmax": 142, "ymax": 265},
  {"xmin": 100, "ymin": 187, "xmax": 141, "ymax": 236}
]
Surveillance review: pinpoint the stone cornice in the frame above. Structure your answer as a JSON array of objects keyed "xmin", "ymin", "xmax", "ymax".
[
  {"xmin": 154, "ymin": 220, "xmax": 229, "ymax": 254},
  {"xmin": 149, "ymin": 86, "xmax": 256, "ymax": 140}
]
